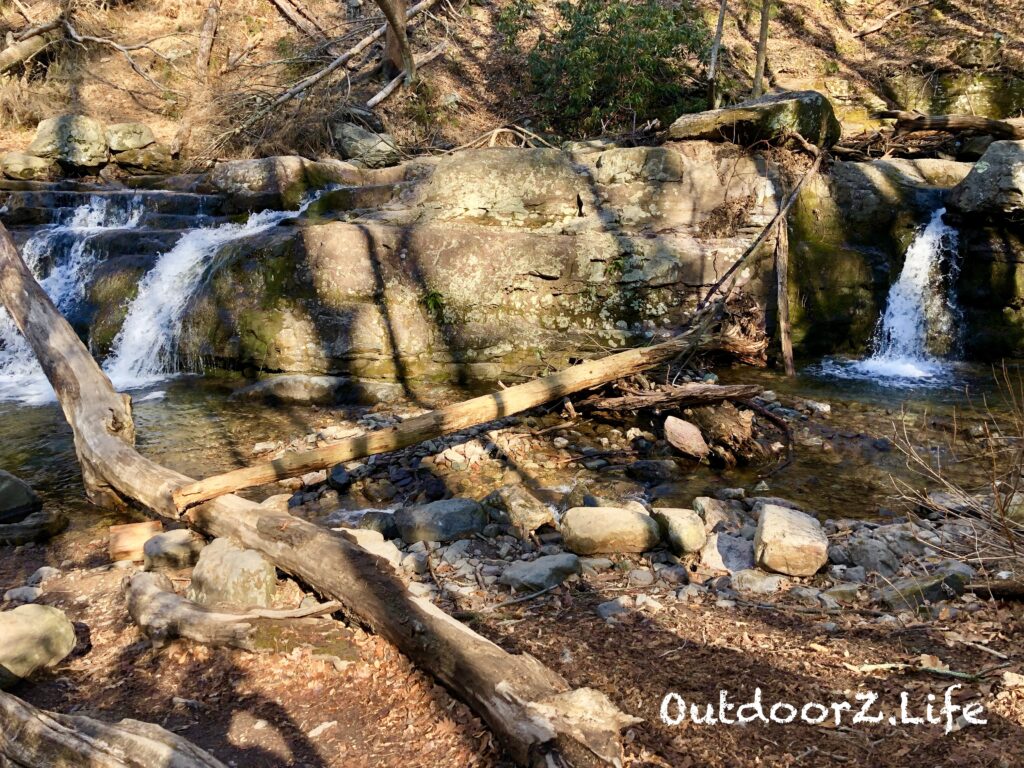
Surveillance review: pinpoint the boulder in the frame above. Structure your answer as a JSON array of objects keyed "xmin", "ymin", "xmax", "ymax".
[
  {"xmin": 692, "ymin": 496, "xmax": 744, "ymax": 532},
  {"xmin": 394, "ymin": 499, "xmax": 487, "ymax": 543},
  {"xmin": 331, "ymin": 123, "xmax": 401, "ymax": 168},
  {"xmin": 105, "ymin": 122, "xmax": 156, "ymax": 152},
  {"xmin": 0, "ymin": 151, "xmax": 55, "ymax": 181},
  {"xmin": 663, "ymin": 416, "xmax": 709, "ymax": 459},
  {"xmin": 668, "ymin": 90, "xmax": 842, "ymax": 148},
  {"xmin": 947, "ymin": 140, "xmax": 1024, "ymax": 220},
  {"xmin": 560, "ymin": 507, "xmax": 661, "ymax": 555},
  {"xmin": 113, "ymin": 143, "xmax": 175, "ymax": 175},
  {"xmin": 730, "ymin": 568, "xmax": 786, "ymax": 594},
  {"xmin": 652, "ymin": 508, "xmax": 706, "ymax": 554},
  {"xmin": 143, "ymin": 529, "xmax": 206, "ymax": 570},
  {"xmin": 753, "ymin": 504, "xmax": 828, "ymax": 576},
  {"xmin": 207, "ymin": 156, "xmax": 363, "ymax": 210},
  {"xmin": 700, "ymin": 532, "xmax": 755, "ymax": 573},
  {"xmin": 186, "ymin": 538, "xmax": 277, "ymax": 609},
  {"xmin": 0, "ymin": 470, "xmax": 41, "ymax": 524},
  {"xmin": 0, "ymin": 604, "xmax": 77, "ymax": 689},
  {"xmin": 0, "ymin": 508, "xmax": 68, "ymax": 546},
  {"xmin": 498, "ymin": 553, "xmax": 581, "ymax": 592},
  {"xmin": 482, "ymin": 485, "xmax": 556, "ymax": 538},
  {"xmin": 877, "ymin": 572, "xmax": 967, "ymax": 611},
  {"xmin": 355, "ymin": 510, "xmax": 399, "ymax": 540},
  {"xmin": 28, "ymin": 115, "xmax": 108, "ymax": 167},
  {"xmin": 846, "ymin": 535, "xmax": 901, "ymax": 577}
]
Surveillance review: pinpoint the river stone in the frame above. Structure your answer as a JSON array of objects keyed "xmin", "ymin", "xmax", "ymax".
[
  {"xmin": 331, "ymin": 123, "xmax": 401, "ymax": 168},
  {"xmin": 0, "ymin": 508, "xmax": 67, "ymax": 545},
  {"xmin": 327, "ymin": 464, "xmax": 352, "ymax": 491},
  {"xmin": 27, "ymin": 566, "xmax": 61, "ymax": 587},
  {"xmin": 560, "ymin": 507, "xmax": 661, "ymax": 555},
  {"xmin": 668, "ymin": 90, "xmax": 842, "ymax": 147},
  {"xmin": 730, "ymin": 568, "xmax": 786, "ymax": 594},
  {"xmin": 0, "ymin": 604, "xmax": 77, "ymax": 689},
  {"xmin": 663, "ymin": 416, "xmax": 709, "ymax": 459},
  {"xmin": 394, "ymin": 499, "xmax": 487, "ymax": 543},
  {"xmin": 143, "ymin": 529, "xmax": 206, "ymax": 571},
  {"xmin": 28, "ymin": 115, "xmax": 108, "ymax": 167},
  {"xmin": 877, "ymin": 572, "xmax": 967, "ymax": 611},
  {"xmin": 482, "ymin": 485, "xmax": 555, "ymax": 538},
  {"xmin": 692, "ymin": 496, "xmax": 744, "ymax": 532},
  {"xmin": 947, "ymin": 140, "xmax": 1024, "ymax": 220},
  {"xmin": 754, "ymin": 505, "xmax": 828, "ymax": 576},
  {"xmin": 0, "ymin": 470, "xmax": 42, "ymax": 524},
  {"xmin": 113, "ymin": 143, "xmax": 175, "ymax": 174},
  {"xmin": 207, "ymin": 155, "xmax": 362, "ymax": 210},
  {"xmin": 846, "ymin": 535, "xmax": 901, "ymax": 578},
  {"xmin": 3, "ymin": 586, "xmax": 43, "ymax": 603},
  {"xmin": 625, "ymin": 460, "xmax": 679, "ymax": 484},
  {"xmin": 1, "ymin": 151, "xmax": 55, "ymax": 181},
  {"xmin": 498, "ymin": 553, "xmax": 580, "ymax": 592},
  {"xmin": 105, "ymin": 122, "xmax": 156, "ymax": 151},
  {"xmin": 652, "ymin": 508, "xmax": 706, "ymax": 554},
  {"xmin": 700, "ymin": 532, "xmax": 755, "ymax": 573},
  {"xmin": 186, "ymin": 538, "xmax": 277, "ymax": 609},
  {"xmin": 341, "ymin": 528, "xmax": 402, "ymax": 569}
]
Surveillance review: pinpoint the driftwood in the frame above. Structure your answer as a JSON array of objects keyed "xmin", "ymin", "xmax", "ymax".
[
  {"xmin": 123, "ymin": 572, "xmax": 342, "ymax": 650},
  {"xmin": 0, "ymin": 689, "xmax": 226, "ymax": 768},
  {"xmin": 872, "ymin": 111, "xmax": 1024, "ymax": 140},
  {"xmin": 0, "ymin": 29, "xmax": 58, "ymax": 74},
  {"xmin": 366, "ymin": 40, "xmax": 446, "ymax": 108},
  {"xmin": 576, "ymin": 383, "xmax": 760, "ymax": 413},
  {"xmin": 854, "ymin": 0, "xmax": 936, "ymax": 38},
  {"xmin": 0, "ymin": 222, "xmax": 638, "ymax": 766},
  {"xmin": 195, "ymin": 0, "xmax": 221, "ymax": 80}
]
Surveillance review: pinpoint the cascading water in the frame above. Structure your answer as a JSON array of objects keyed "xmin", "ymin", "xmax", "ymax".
[
  {"xmin": 0, "ymin": 196, "xmax": 143, "ymax": 404},
  {"xmin": 103, "ymin": 192, "xmax": 328, "ymax": 390},
  {"xmin": 817, "ymin": 208, "xmax": 962, "ymax": 386}
]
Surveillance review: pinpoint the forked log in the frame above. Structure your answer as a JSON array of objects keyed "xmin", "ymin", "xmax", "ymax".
[
  {"xmin": 0, "ymin": 222, "xmax": 638, "ymax": 766},
  {"xmin": 0, "ymin": 689, "xmax": 226, "ymax": 768},
  {"xmin": 872, "ymin": 111, "xmax": 1024, "ymax": 140}
]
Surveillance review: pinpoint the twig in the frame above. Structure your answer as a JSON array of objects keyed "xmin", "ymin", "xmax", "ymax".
[
  {"xmin": 62, "ymin": 20, "xmax": 182, "ymax": 94},
  {"xmin": 855, "ymin": 0, "xmax": 937, "ymax": 38},
  {"xmin": 455, "ymin": 584, "xmax": 559, "ymax": 618}
]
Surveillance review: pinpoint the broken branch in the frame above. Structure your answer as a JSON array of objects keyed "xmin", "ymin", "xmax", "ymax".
[
  {"xmin": 366, "ymin": 40, "xmax": 446, "ymax": 108},
  {"xmin": 872, "ymin": 110, "xmax": 1024, "ymax": 140}
]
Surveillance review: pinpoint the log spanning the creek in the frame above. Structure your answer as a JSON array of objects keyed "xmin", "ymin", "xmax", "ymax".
[{"xmin": 0, "ymin": 219, "xmax": 640, "ymax": 767}]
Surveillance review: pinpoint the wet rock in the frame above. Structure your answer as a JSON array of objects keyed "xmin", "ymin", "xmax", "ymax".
[
  {"xmin": 560, "ymin": 507, "xmax": 661, "ymax": 555},
  {"xmin": 754, "ymin": 505, "xmax": 828, "ymax": 576},
  {"xmin": 331, "ymin": 123, "xmax": 401, "ymax": 168},
  {"xmin": 730, "ymin": 568, "xmax": 786, "ymax": 594},
  {"xmin": 499, "ymin": 553, "xmax": 580, "ymax": 591},
  {"xmin": 652, "ymin": 508, "xmax": 706, "ymax": 554},
  {"xmin": 207, "ymin": 155, "xmax": 362, "ymax": 210},
  {"xmin": 27, "ymin": 566, "xmax": 60, "ymax": 587},
  {"xmin": 187, "ymin": 538, "xmax": 277, "ymax": 609},
  {"xmin": 846, "ymin": 535, "xmax": 901, "ymax": 578},
  {"xmin": 663, "ymin": 416, "xmax": 709, "ymax": 459},
  {"xmin": 877, "ymin": 572, "xmax": 967, "ymax": 611},
  {"xmin": 327, "ymin": 465, "xmax": 352, "ymax": 491},
  {"xmin": 669, "ymin": 90, "xmax": 841, "ymax": 147},
  {"xmin": 947, "ymin": 140, "xmax": 1024, "ymax": 220},
  {"xmin": 482, "ymin": 485, "xmax": 556, "ymax": 538},
  {"xmin": 29, "ymin": 115, "xmax": 108, "ymax": 167},
  {"xmin": 105, "ymin": 122, "xmax": 156, "ymax": 151},
  {"xmin": 715, "ymin": 488, "xmax": 746, "ymax": 501},
  {"xmin": 1, "ymin": 151, "xmax": 55, "ymax": 181},
  {"xmin": 143, "ymin": 529, "xmax": 206, "ymax": 570},
  {"xmin": 394, "ymin": 499, "xmax": 487, "ymax": 543},
  {"xmin": 3, "ymin": 586, "xmax": 43, "ymax": 603},
  {"xmin": 700, "ymin": 532, "xmax": 755, "ymax": 574},
  {"xmin": 0, "ymin": 604, "xmax": 77, "ymax": 689},
  {"xmin": 0, "ymin": 469, "xmax": 42, "ymax": 524},
  {"xmin": 626, "ymin": 460, "xmax": 679, "ymax": 484},
  {"xmin": 596, "ymin": 596, "xmax": 633, "ymax": 620},
  {"xmin": 342, "ymin": 529, "xmax": 403, "ymax": 569}
]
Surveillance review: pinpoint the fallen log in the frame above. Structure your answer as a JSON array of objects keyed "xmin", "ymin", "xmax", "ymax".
[
  {"xmin": 0, "ymin": 688, "xmax": 226, "ymax": 767},
  {"xmin": 872, "ymin": 111, "xmax": 1024, "ymax": 140},
  {"xmin": 965, "ymin": 580, "xmax": 1024, "ymax": 602},
  {"xmin": 854, "ymin": 0, "xmax": 936, "ymax": 38},
  {"xmin": 366, "ymin": 40, "xmax": 446, "ymax": 108},
  {"xmin": 0, "ymin": 30, "xmax": 59, "ymax": 75},
  {"xmin": 576, "ymin": 382, "xmax": 761, "ymax": 413},
  {"xmin": 0, "ymin": 221, "xmax": 638, "ymax": 766}
]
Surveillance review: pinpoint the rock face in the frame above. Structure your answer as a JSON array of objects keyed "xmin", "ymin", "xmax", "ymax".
[
  {"xmin": 207, "ymin": 155, "xmax": 362, "ymax": 210},
  {"xmin": 29, "ymin": 115, "xmax": 108, "ymax": 167},
  {"xmin": 394, "ymin": 499, "xmax": 487, "ymax": 543},
  {"xmin": 187, "ymin": 538, "xmax": 277, "ymax": 609},
  {"xmin": 754, "ymin": 505, "xmax": 828, "ymax": 576},
  {"xmin": 668, "ymin": 91, "xmax": 842, "ymax": 147},
  {"xmin": 143, "ymin": 529, "xmax": 206, "ymax": 570},
  {"xmin": 947, "ymin": 140, "xmax": 1024, "ymax": 220},
  {"xmin": 105, "ymin": 122, "xmax": 156, "ymax": 152},
  {"xmin": 498, "ymin": 553, "xmax": 581, "ymax": 592},
  {"xmin": 652, "ymin": 508, "xmax": 706, "ymax": 554},
  {"xmin": 560, "ymin": 507, "xmax": 661, "ymax": 555},
  {"xmin": 332, "ymin": 123, "xmax": 401, "ymax": 168},
  {"xmin": 482, "ymin": 485, "xmax": 556, "ymax": 537},
  {"xmin": 0, "ymin": 151, "xmax": 55, "ymax": 180},
  {"xmin": 0, "ymin": 469, "xmax": 41, "ymax": 524},
  {"xmin": 0, "ymin": 604, "xmax": 77, "ymax": 689}
]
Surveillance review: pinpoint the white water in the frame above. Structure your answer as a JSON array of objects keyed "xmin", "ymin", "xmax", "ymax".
[
  {"xmin": 817, "ymin": 208, "xmax": 961, "ymax": 387},
  {"xmin": 104, "ymin": 193, "xmax": 326, "ymax": 390},
  {"xmin": 0, "ymin": 196, "xmax": 143, "ymax": 404}
]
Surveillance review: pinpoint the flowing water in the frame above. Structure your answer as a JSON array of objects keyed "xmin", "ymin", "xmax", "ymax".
[{"xmin": 814, "ymin": 208, "xmax": 962, "ymax": 388}]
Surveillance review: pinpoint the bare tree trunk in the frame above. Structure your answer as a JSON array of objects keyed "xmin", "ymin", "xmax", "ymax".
[
  {"xmin": 707, "ymin": 0, "xmax": 728, "ymax": 108},
  {"xmin": 774, "ymin": 220, "xmax": 795, "ymax": 376},
  {"xmin": 374, "ymin": 0, "xmax": 415, "ymax": 83},
  {"xmin": 195, "ymin": 0, "xmax": 221, "ymax": 81},
  {"xmin": 751, "ymin": 0, "xmax": 771, "ymax": 98},
  {"xmin": 0, "ymin": 689, "xmax": 226, "ymax": 768},
  {"xmin": 0, "ymin": 221, "xmax": 636, "ymax": 767}
]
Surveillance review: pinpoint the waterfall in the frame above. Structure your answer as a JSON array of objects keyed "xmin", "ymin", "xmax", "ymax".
[
  {"xmin": 818, "ymin": 208, "xmax": 961, "ymax": 386},
  {"xmin": 0, "ymin": 195, "xmax": 143, "ymax": 404},
  {"xmin": 103, "ymin": 193, "xmax": 327, "ymax": 390}
]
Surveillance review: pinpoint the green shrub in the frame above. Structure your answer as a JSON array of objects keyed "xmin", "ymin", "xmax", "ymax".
[{"xmin": 525, "ymin": 0, "xmax": 709, "ymax": 135}]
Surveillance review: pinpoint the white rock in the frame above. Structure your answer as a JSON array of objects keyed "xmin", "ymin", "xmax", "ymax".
[
  {"xmin": 754, "ymin": 504, "xmax": 828, "ymax": 576},
  {"xmin": 560, "ymin": 507, "xmax": 660, "ymax": 555},
  {"xmin": 652, "ymin": 508, "xmax": 706, "ymax": 554}
]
